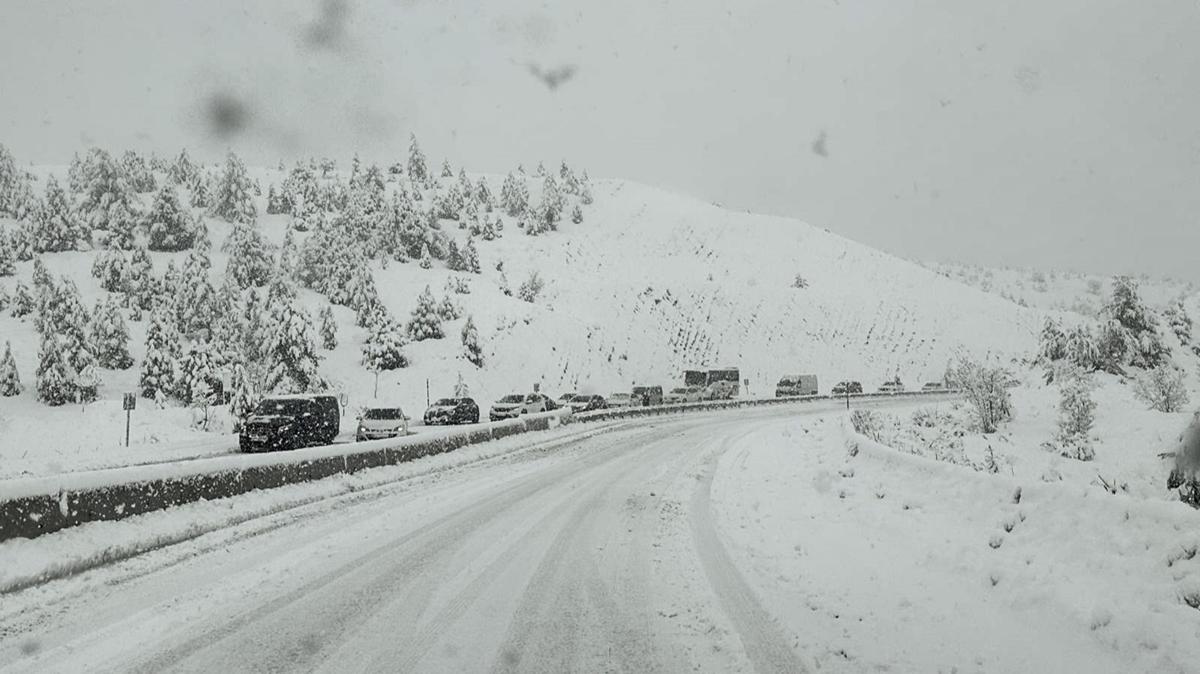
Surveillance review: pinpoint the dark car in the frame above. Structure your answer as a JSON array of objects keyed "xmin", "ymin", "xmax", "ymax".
[
  {"xmin": 240, "ymin": 395, "xmax": 340, "ymax": 452},
  {"xmin": 831, "ymin": 381, "xmax": 864, "ymax": 395},
  {"xmin": 631, "ymin": 385, "xmax": 664, "ymax": 406},
  {"xmin": 567, "ymin": 394, "xmax": 607, "ymax": 413},
  {"xmin": 424, "ymin": 397, "xmax": 480, "ymax": 425}
]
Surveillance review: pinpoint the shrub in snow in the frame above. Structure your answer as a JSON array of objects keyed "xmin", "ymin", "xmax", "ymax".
[
  {"xmin": 1164, "ymin": 297, "xmax": 1193, "ymax": 345},
  {"xmin": 418, "ymin": 244, "xmax": 433, "ymax": 270},
  {"xmin": 1037, "ymin": 318, "xmax": 1068, "ymax": 364},
  {"xmin": 500, "ymin": 172, "xmax": 528, "ymax": 216},
  {"xmin": 1055, "ymin": 371, "xmax": 1096, "ymax": 461},
  {"xmin": 223, "ymin": 221, "xmax": 274, "ymax": 289},
  {"xmin": 518, "ymin": 271, "xmax": 544, "ymax": 303},
  {"xmin": 445, "ymin": 276, "xmax": 471, "ymax": 295},
  {"xmin": 0, "ymin": 341, "xmax": 22, "ymax": 396},
  {"xmin": 461, "ymin": 315, "xmax": 484, "ymax": 367},
  {"xmin": 570, "ymin": 204, "xmax": 583, "ymax": 224},
  {"xmin": 91, "ymin": 248, "xmax": 129, "ymax": 293},
  {"xmin": 1103, "ymin": 275, "xmax": 1169, "ymax": 369},
  {"xmin": 90, "ymin": 296, "xmax": 134, "ymax": 369},
  {"xmin": 209, "ymin": 152, "xmax": 258, "ymax": 224},
  {"xmin": 850, "ymin": 409, "xmax": 885, "ymax": 443},
  {"xmin": 1065, "ymin": 325, "xmax": 1100, "ymax": 372},
  {"xmin": 319, "ymin": 305, "xmax": 338, "ymax": 350},
  {"xmin": 792, "ymin": 274, "xmax": 809, "ymax": 289},
  {"xmin": 362, "ymin": 312, "xmax": 409, "ymax": 371},
  {"xmin": 437, "ymin": 294, "xmax": 461, "ymax": 321},
  {"xmin": 1133, "ymin": 366, "xmax": 1189, "ymax": 413},
  {"xmin": 440, "ymin": 159, "xmax": 453, "ymax": 179},
  {"xmin": 1170, "ymin": 413, "xmax": 1200, "ymax": 508},
  {"xmin": 407, "ymin": 285, "xmax": 444, "ymax": 340},
  {"xmin": 950, "ymin": 358, "xmax": 1013, "ymax": 434}
]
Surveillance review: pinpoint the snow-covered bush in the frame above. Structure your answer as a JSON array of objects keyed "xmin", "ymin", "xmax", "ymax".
[
  {"xmin": 209, "ymin": 152, "xmax": 257, "ymax": 224},
  {"xmin": 792, "ymin": 274, "xmax": 809, "ymax": 289},
  {"xmin": 407, "ymin": 285, "xmax": 444, "ymax": 341},
  {"xmin": 90, "ymin": 295, "xmax": 134, "ymax": 369},
  {"xmin": 0, "ymin": 341, "xmax": 22, "ymax": 396},
  {"xmin": 140, "ymin": 306, "xmax": 179, "ymax": 400},
  {"xmin": 850, "ymin": 409, "xmax": 885, "ymax": 443},
  {"xmin": 950, "ymin": 358, "xmax": 1013, "ymax": 433},
  {"xmin": 318, "ymin": 305, "xmax": 338, "ymax": 350},
  {"xmin": 1133, "ymin": 366, "xmax": 1189, "ymax": 413},
  {"xmin": 145, "ymin": 183, "xmax": 193, "ymax": 251},
  {"xmin": 362, "ymin": 313, "xmax": 409, "ymax": 371},
  {"xmin": 1055, "ymin": 371, "xmax": 1096, "ymax": 460},
  {"xmin": 461, "ymin": 315, "xmax": 484, "ymax": 367},
  {"xmin": 223, "ymin": 221, "xmax": 274, "ymax": 288},
  {"xmin": 518, "ymin": 271, "xmax": 544, "ymax": 303}
]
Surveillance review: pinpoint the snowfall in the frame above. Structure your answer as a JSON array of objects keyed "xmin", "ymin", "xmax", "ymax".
[{"xmin": 2, "ymin": 158, "xmax": 1200, "ymax": 671}]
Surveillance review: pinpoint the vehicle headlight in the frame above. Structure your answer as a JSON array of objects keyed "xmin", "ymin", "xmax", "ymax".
[{"xmin": 279, "ymin": 424, "xmax": 292, "ymax": 433}]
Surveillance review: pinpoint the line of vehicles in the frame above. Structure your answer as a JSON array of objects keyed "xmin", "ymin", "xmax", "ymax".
[{"xmin": 237, "ymin": 367, "xmax": 956, "ymax": 453}]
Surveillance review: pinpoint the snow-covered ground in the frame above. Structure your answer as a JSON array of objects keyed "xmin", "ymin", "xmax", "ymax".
[
  {"xmin": 0, "ymin": 165, "xmax": 1045, "ymax": 478},
  {"xmin": 2, "ymin": 402, "xmax": 1193, "ymax": 672}
]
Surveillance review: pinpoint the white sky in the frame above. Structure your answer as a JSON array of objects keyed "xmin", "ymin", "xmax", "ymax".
[{"xmin": 2, "ymin": 0, "xmax": 1198, "ymax": 280}]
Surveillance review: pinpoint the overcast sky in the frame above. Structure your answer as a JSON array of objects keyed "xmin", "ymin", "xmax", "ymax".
[{"xmin": 2, "ymin": 0, "xmax": 1198, "ymax": 280}]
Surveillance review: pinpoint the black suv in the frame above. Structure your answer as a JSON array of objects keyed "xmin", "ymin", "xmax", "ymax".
[
  {"xmin": 240, "ymin": 395, "xmax": 340, "ymax": 452},
  {"xmin": 423, "ymin": 398, "xmax": 480, "ymax": 425}
]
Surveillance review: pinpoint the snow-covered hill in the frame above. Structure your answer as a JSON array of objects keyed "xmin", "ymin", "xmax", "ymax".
[{"xmin": 0, "ymin": 160, "xmax": 1046, "ymax": 476}]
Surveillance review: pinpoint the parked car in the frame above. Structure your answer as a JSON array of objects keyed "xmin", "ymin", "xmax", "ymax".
[
  {"xmin": 776, "ymin": 374, "xmax": 819, "ymax": 397},
  {"xmin": 489, "ymin": 393, "xmax": 547, "ymax": 421},
  {"xmin": 878, "ymin": 380, "xmax": 906, "ymax": 394},
  {"xmin": 631, "ymin": 385, "xmax": 664, "ymax": 406},
  {"xmin": 542, "ymin": 394, "xmax": 561, "ymax": 411},
  {"xmin": 356, "ymin": 406, "xmax": 409, "ymax": 441},
  {"xmin": 831, "ymin": 381, "xmax": 864, "ymax": 395},
  {"xmin": 568, "ymin": 394, "xmax": 607, "ymax": 413},
  {"xmin": 606, "ymin": 392, "xmax": 634, "ymax": 408},
  {"xmin": 921, "ymin": 381, "xmax": 947, "ymax": 392},
  {"xmin": 423, "ymin": 398, "xmax": 479, "ymax": 425},
  {"xmin": 665, "ymin": 386, "xmax": 704, "ymax": 404},
  {"xmin": 557, "ymin": 392, "xmax": 577, "ymax": 406},
  {"xmin": 240, "ymin": 394, "xmax": 340, "ymax": 452}
]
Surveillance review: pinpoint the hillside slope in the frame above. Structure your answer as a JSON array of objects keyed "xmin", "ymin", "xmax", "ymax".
[{"xmin": 0, "ymin": 167, "xmax": 1045, "ymax": 476}]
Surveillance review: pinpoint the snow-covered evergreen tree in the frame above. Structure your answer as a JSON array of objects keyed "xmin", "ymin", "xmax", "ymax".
[
  {"xmin": 227, "ymin": 361, "xmax": 259, "ymax": 431},
  {"xmin": 1104, "ymin": 275, "xmax": 1168, "ymax": 369},
  {"xmin": 408, "ymin": 134, "xmax": 428, "ymax": 182},
  {"xmin": 0, "ymin": 144, "xmax": 37, "ymax": 220},
  {"xmin": 261, "ymin": 288, "xmax": 324, "ymax": 393},
  {"xmin": 75, "ymin": 148, "xmax": 137, "ymax": 237},
  {"xmin": 0, "ymin": 228, "xmax": 15, "ymax": 276},
  {"xmin": 10, "ymin": 280, "xmax": 33, "ymax": 318},
  {"xmin": 91, "ymin": 295, "xmax": 134, "ymax": 369},
  {"xmin": 0, "ymin": 341, "xmax": 22, "ymax": 396},
  {"xmin": 1133, "ymin": 366, "xmax": 1189, "ymax": 412},
  {"xmin": 362, "ymin": 311, "xmax": 409, "ymax": 371},
  {"xmin": 1056, "ymin": 371, "xmax": 1096, "ymax": 461},
  {"xmin": 579, "ymin": 171, "xmax": 594, "ymax": 205},
  {"xmin": 122, "ymin": 150, "xmax": 157, "ymax": 193},
  {"xmin": 177, "ymin": 249, "xmax": 217, "ymax": 338},
  {"xmin": 437, "ymin": 294, "xmax": 461, "ymax": 320},
  {"xmin": 140, "ymin": 305, "xmax": 178, "ymax": 399},
  {"xmin": 33, "ymin": 176, "xmax": 84, "ymax": 252},
  {"xmin": 518, "ymin": 271, "xmax": 544, "ymax": 303},
  {"xmin": 319, "ymin": 305, "xmax": 338, "ymax": 350},
  {"xmin": 176, "ymin": 341, "xmax": 216, "ymax": 405},
  {"xmin": 445, "ymin": 239, "xmax": 466, "ymax": 271},
  {"xmin": 125, "ymin": 246, "xmax": 156, "ymax": 312},
  {"xmin": 461, "ymin": 315, "xmax": 484, "ymax": 367},
  {"xmin": 438, "ymin": 159, "xmax": 452, "ymax": 178},
  {"xmin": 189, "ymin": 173, "xmax": 213, "ymax": 209},
  {"xmin": 37, "ymin": 279, "xmax": 99, "ymax": 404},
  {"xmin": 407, "ymin": 285, "xmax": 444, "ymax": 340},
  {"xmin": 500, "ymin": 172, "xmax": 528, "ymax": 216},
  {"xmin": 36, "ymin": 333, "xmax": 75, "ymax": 406},
  {"xmin": 105, "ymin": 199, "xmax": 139, "ymax": 250},
  {"xmin": 463, "ymin": 237, "xmax": 481, "ymax": 274},
  {"xmin": 419, "ymin": 243, "xmax": 433, "ymax": 269},
  {"xmin": 209, "ymin": 153, "xmax": 258, "ymax": 224},
  {"xmin": 1065, "ymin": 325, "xmax": 1100, "ymax": 372},
  {"xmin": 1037, "ymin": 318, "xmax": 1067, "ymax": 364},
  {"xmin": 223, "ymin": 221, "xmax": 274, "ymax": 288},
  {"xmin": 146, "ymin": 183, "xmax": 193, "ymax": 251},
  {"xmin": 169, "ymin": 148, "xmax": 199, "ymax": 186},
  {"xmin": 1164, "ymin": 297, "xmax": 1193, "ymax": 345}
]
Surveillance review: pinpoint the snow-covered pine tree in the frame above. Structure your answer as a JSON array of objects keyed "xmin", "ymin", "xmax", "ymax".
[
  {"xmin": 535, "ymin": 161, "xmax": 547, "ymax": 177},
  {"xmin": 37, "ymin": 279, "xmax": 99, "ymax": 404},
  {"xmin": 347, "ymin": 265, "xmax": 382, "ymax": 327},
  {"xmin": 437, "ymin": 294, "xmax": 461, "ymax": 320},
  {"xmin": 0, "ymin": 340, "xmax": 22, "ymax": 396},
  {"xmin": 75, "ymin": 147, "xmax": 137, "ymax": 237},
  {"xmin": 445, "ymin": 239, "xmax": 465, "ymax": 271},
  {"xmin": 0, "ymin": 228, "xmax": 15, "ymax": 276},
  {"xmin": 227, "ymin": 361, "xmax": 258, "ymax": 431},
  {"xmin": 362, "ymin": 312, "xmax": 409, "ymax": 371},
  {"xmin": 501, "ymin": 172, "xmax": 529, "ymax": 216},
  {"xmin": 408, "ymin": 134, "xmax": 428, "ymax": 182},
  {"xmin": 1164, "ymin": 297, "xmax": 1193, "ymax": 345},
  {"xmin": 579, "ymin": 171, "xmax": 594, "ymax": 205},
  {"xmin": 105, "ymin": 200, "xmax": 139, "ymax": 251},
  {"xmin": 210, "ymin": 152, "xmax": 258, "ymax": 224},
  {"xmin": 223, "ymin": 221, "xmax": 274, "ymax": 288},
  {"xmin": 1065, "ymin": 325, "xmax": 1100, "ymax": 372},
  {"xmin": 33, "ymin": 176, "xmax": 84, "ymax": 253},
  {"xmin": 461, "ymin": 315, "xmax": 484, "ymax": 367},
  {"xmin": 177, "ymin": 249, "xmax": 217, "ymax": 338},
  {"xmin": 11, "ymin": 280, "xmax": 33, "ymax": 318},
  {"xmin": 571, "ymin": 204, "xmax": 583, "ymax": 224},
  {"xmin": 440, "ymin": 159, "xmax": 453, "ymax": 178},
  {"xmin": 122, "ymin": 150, "xmax": 157, "ymax": 193},
  {"xmin": 169, "ymin": 148, "xmax": 199, "ymax": 186},
  {"xmin": 0, "ymin": 144, "xmax": 37, "ymax": 220},
  {"xmin": 463, "ymin": 237, "xmax": 481, "ymax": 274},
  {"xmin": 175, "ymin": 341, "xmax": 216, "ymax": 405},
  {"xmin": 318, "ymin": 305, "xmax": 338, "ymax": 349},
  {"xmin": 260, "ymin": 289, "xmax": 324, "ymax": 393},
  {"xmin": 518, "ymin": 271, "xmax": 544, "ymax": 303},
  {"xmin": 481, "ymin": 218, "xmax": 497, "ymax": 241},
  {"xmin": 146, "ymin": 183, "xmax": 193, "ymax": 251},
  {"xmin": 36, "ymin": 333, "xmax": 75, "ymax": 406},
  {"xmin": 125, "ymin": 245, "xmax": 156, "ymax": 312},
  {"xmin": 475, "ymin": 178, "xmax": 493, "ymax": 208},
  {"xmin": 419, "ymin": 243, "xmax": 433, "ymax": 269},
  {"xmin": 1037, "ymin": 318, "xmax": 1067, "ymax": 364},
  {"xmin": 91, "ymin": 295, "xmax": 134, "ymax": 369},
  {"xmin": 407, "ymin": 285, "xmax": 444, "ymax": 340},
  {"xmin": 189, "ymin": 173, "xmax": 213, "ymax": 209},
  {"xmin": 140, "ymin": 305, "xmax": 179, "ymax": 399},
  {"xmin": 1056, "ymin": 371, "xmax": 1096, "ymax": 461}
]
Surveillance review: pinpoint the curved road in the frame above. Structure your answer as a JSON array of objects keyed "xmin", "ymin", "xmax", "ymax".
[{"xmin": 0, "ymin": 406, "xmax": 868, "ymax": 673}]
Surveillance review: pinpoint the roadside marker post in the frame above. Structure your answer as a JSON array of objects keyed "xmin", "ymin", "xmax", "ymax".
[{"xmin": 122, "ymin": 392, "xmax": 136, "ymax": 447}]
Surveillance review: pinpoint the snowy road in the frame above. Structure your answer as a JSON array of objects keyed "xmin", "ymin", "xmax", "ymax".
[{"xmin": 0, "ymin": 400, "xmax": 1144, "ymax": 673}]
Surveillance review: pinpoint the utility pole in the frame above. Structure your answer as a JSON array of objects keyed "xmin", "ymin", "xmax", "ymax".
[{"xmin": 426, "ymin": 378, "xmax": 430, "ymax": 407}]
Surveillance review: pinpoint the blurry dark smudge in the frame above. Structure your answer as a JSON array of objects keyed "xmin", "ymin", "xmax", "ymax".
[
  {"xmin": 205, "ymin": 92, "xmax": 252, "ymax": 139},
  {"xmin": 811, "ymin": 130, "xmax": 829, "ymax": 158},
  {"xmin": 304, "ymin": 0, "xmax": 351, "ymax": 52},
  {"xmin": 19, "ymin": 639, "xmax": 41, "ymax": 656},
  {"xmin": 525, "ymin": 63, "xmax": 577, "ymax": 90}
]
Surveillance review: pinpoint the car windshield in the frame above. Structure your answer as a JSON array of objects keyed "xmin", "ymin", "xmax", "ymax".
[
  {"xmin": 254, "ymin": 399, "xmax": 309, "ymax": 416},
  {"xmin": 611, "ymin": 394, "xmax": 629, "ymax": 399},
  {"xmin": 671, "ymin": 388, "xmax": 689, "ymax": 394},
  {"xmin": 364, "ymin": 408, "xmax": 403, "ymax": 420},
  {"xmin": 570, "ymin": 395, "xmax": 591, "ymax": 402},
  {"xmin": 434, "ymin": 399, "xmax": 456, "ymax": 406},
  {"xmin": 499, "ymin": 395, "xmax": 523, "ymax": 403}
]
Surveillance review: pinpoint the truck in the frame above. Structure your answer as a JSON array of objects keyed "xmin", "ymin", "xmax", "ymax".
[
  {"xmin": 775, "ymin": 374, "xmax": 818, "ymax": 397},
  {"xmin": 704, "ymin": 367, "xmax": 741, "ymax": 400}
]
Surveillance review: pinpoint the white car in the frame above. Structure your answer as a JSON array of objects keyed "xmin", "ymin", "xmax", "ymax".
[
  {"xmin": 355, "ymin": 407, "xmax": 409, "ymax": 441},
  {"xmin": 665, "ymin": 386, "xmax": 704, "ymax": 404},
  {"xmin": 489, "ymin": 394, "xmax": 547, "ymax": 421},
  {"xmin": 606, "ymin": 392, "xmax": 633, "ymax": 408}
]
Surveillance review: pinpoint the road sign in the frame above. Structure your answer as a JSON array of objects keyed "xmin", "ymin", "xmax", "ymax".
[{"xmin": 123, "ymin": 393, "xmax": 136, "ymax": 411}]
